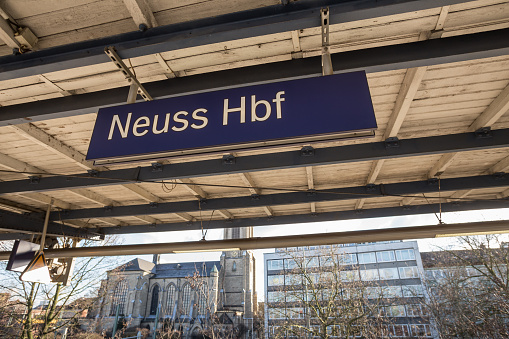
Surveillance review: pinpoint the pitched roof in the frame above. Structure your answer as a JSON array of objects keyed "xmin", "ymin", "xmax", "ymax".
[
  {"xmin": 120, "ymin": 258, "xmax": 156, "ymax": 273},
  {"xmin": 153, "ymin": 261, "xmax": 221, "ymax": 279}
]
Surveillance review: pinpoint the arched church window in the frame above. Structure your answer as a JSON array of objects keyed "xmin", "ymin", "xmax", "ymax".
[
  {"xmin": 197, "ymin": 285, "xmax": 208, "ymax": 315},
  {"xmin": 110, "ymin": 279, "xmax": 128, "ymax": 316},
  {"xmin": 166, "ymin": 284, "xmax": 177, "ymax": 315},
  {"xmin": 150, "ymin": 284, "xmax": 160, "ymax": 315},
  {"xmin": 182, "ymin": 283, "xmax": 193, "ymax": 315},
  {"xmin": 232, "ymin": 261, "xmax": 237, "ymax": 271}
]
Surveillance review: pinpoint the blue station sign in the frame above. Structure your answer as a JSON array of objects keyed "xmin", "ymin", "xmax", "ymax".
[{"xmin": 86, "ymin": 71, "xmax": 377, "ymax": 164}]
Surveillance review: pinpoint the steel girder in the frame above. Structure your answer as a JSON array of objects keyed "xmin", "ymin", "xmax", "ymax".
[
  {"xmin": 100, "ymin": 199, "xmax": 509, "ymax": 235},
  {"xmin": 0, "ymin": 28, "xmax": 508, "ymax": 126},
  {"xmin": 41, "ymin": 174, "xmax": 509, "ymax": 221},
  {"xmin": 0, "ymin": 209, "xmax": 101, "ymax": 239},
  {"xmin": 0, "ymin": 128, "xmax": 508, "ymax": 195},
  {"xmin": 0, "ymin": 0, "xmax": 468, "ymax": 81}
]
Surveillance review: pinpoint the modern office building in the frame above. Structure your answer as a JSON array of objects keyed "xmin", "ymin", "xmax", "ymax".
[{"xmin": 263, "ymin": 241, "xmax": 435, "ymax": 338}]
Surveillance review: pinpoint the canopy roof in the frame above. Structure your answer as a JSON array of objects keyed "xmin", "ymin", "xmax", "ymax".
[{"xmin": 0, "ymin": 0, "xmax": 507, "ymax": 242}]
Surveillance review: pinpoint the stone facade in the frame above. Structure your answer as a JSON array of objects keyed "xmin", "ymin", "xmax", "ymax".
[{"xmin": 92, "ymin": 227, "xmax": 256, "ymax": 338}]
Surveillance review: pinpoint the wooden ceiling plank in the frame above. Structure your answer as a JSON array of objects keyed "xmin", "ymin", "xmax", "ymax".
[
  {"xmin": 305, "ymin": 166, "xmax": 314, "ymax": 190},
  {"xmin": 174, "ymin": 212, "xmax": 195, "ymax": 222},
  {"xmin": 0, "ymin": 5, "xmax": 21, "ymax": 49},
  {"xmin": 310, "ymin": 202, "xmax": 316, "ymax": 214},
  {"xmin": 217, "ymin": 209, "xmax": 233, "ymax": 219},
  {"xmin": 238, "ymin": 173, "xmax": 260, "ymax": 195},
  {"xmin": 133, "ymin": 215, "xmax": 160, "ymax": 224},
  {"xmin": 38, "ymin": 74, "xmax": 72, "ymax": 96},
  {"xmin": 357, "ymin": 65, "xmax": 427, "ymax": 208},
  {"xmin": 154, "ymin": 53, "xmax": 176, "ymax": 78},
  {"xmin": 489, "ymin": 155, "xmax": 509, "ymax": 174},
  {"xmin": 8, "ymin": 122, "xmax": 164, "ymax": 206},
  {"xmin": 400, "ymin": 196, "xmax": 417, "ymax": 206},
  {"xmin": 447, "ymin": 189, "xmax": 473, "ymax": 202},
  {"xmin": 7, "ymin": 123, "xmax": 97, "ymax": 170},
  {"xmin": 434, "ymin": 6, "xmax": 450, "ymax": 31},
  {"xmin": 429, "ymin": 83, "xmax": 509, "ymax": 178},
  {"xmin": 177, "ymin": 178, "xmax": 208, "ymax": 199},
  {"xmin": 428, "ymin": 153, "xmax": 459, "ymax": 178},
  {"xmin": 497, "ymin": 188, "xmax": 509, "ymax": 199},
  {"xmin": 122, "ymin": 0, "xmax": 158, "ymax": 28},
  {"xmin": 383, "ymin": 66, "xmax": 428, "ymax": 139},
  {"xmin": 122, "ymin": 183, "xmax": 162, "ymax": 202},
  {"xmin": 0, "ymin": 197, "xmax": 40, "ymax": 213},
  {"xmin": 469, "ymin": 83, "xmax": 509, "ymax": 131},
  {"xmin": 263, "ymin": 206, "xmax": 274, "ymax": 217},
  {"xmin": 70, "ymin": 188, "xmax": 120, "ymax": 207}
]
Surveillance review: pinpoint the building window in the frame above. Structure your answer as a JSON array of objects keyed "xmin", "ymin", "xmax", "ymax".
[
  {"xmin": 395, "ymin": 249, "xmax": 415, "ymax": 261},
  {"xmin": 197, "ymin": 286, "xmax": 208, "ymax": 315},
  {"xmin": 110, "ymin": 279, "xmax": 128, "ymax": 316},
  {"xmin": 150, "ymin": 284, "xmax": 160, "ymax": 315},
  {"xmin": 385, "ymin": 305, "xmax": 406, "ymax": 317},
  {"xmin": 376, "ymin": 250, "xmax": 395, "ymax": 262},
  {"xmin": 232, "ymin": 261, "xmax": 237, "ymax": 271},
  {"xmin": 166, "ymin": 284, "xmax": 177, "ymax": 315},
  {"xmin": 182, "ymin": 283, "xmax": 193, "ymax": 316},
  {"xmin": 399, "ymin": 266, "xmax": 419, "ymax": 279},
  {"xmin": 267, "ymin": 275, "xmax": 284, "ymax": 286},
  {"xmin": 359, "ymin": 269, "xmax": 379, "ymax": 281},
  {"xmin": 410, "ymin": 324, "xmax": 432, "ymax": 337},
  {"xmin": 358, "ymin": 252, "xmax": 376, "ymax": 264},
  {"xmin": 381, "ymin": 285, "xmax": 402, "ymax": 298},
  {"xmin": 379, "ymin": 267, "xmax": 399, "ymax": 280},
  {"xmin": 338, "ymin": 253, "xmax": 357, "ymax": 265},
  {"xmin": 402, "ymin": 284, "xmax": 424, "ymax": 297},
  {"xmin": 268, "ymin": 259, "xmax": 284, "ymax": 270}
]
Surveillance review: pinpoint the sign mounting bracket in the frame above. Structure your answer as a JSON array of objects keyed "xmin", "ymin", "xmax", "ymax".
[
  {"xmin": 104, "ymin": 46, "xmax": 153, "ymax": 103},
  {"xmin": 321, "ymin": 7, "xmax": 333, "ymax": 76}
]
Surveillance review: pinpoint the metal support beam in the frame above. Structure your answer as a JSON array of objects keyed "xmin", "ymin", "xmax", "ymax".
[
  {"xmin": 2, "ymin": 219, "xmax": 509, "ymax": 260},
  {"xmin": 44, "ymin": 173, "xmax": 509, "ymax": 221},
  {"xmin": 0, "ymin": 209, "xmax": 100, "ymax": 239},
  {"xmin": 1, "ymin": 27, "xmax": 509, "ymax": 126},
  {"xmin": 2, "ymin": 128, "xmax": 509, "ymax": 195},
  {"xmin": 0, "ymin": 0, "xmax": 471, "ymax": 81}
]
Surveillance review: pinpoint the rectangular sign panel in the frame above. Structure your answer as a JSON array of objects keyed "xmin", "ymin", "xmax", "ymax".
[{"xmin": 87, "ymin": 71, "xmax": 377, "ymax": 164}]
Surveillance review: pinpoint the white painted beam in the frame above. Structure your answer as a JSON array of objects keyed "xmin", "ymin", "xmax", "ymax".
[
  {"xmin": 383, "ymin": 67, "xmax": 428, "ymax": 139},
  {"xmin": 217, "ymin": 209, "xmax": 233, "ymax": 219},
  {"xmin": 447, "ymin": 190, "xmax": 472, "ymax": 202},
  {"xmin": 469, "ymin": 84, "xmax": 509, "ymax": 132},
  {"xmin": 238, "ymin": 173, "xmax": 260, "ymax": 195},
  {"xmin": 489, "ymin": 155, "xmax": 509, "ymax": 174},
  {"xmin": 122, "ymin": 0, "xmax": 158, "ymax": 28},
  {"xmin": 8, "ymin": 123, "xmax": 98, "ymax": 170},
  {"xmin": 428, "ymin": 153, "xmax": 458, "ymax": 178},
  {"xmin": 177, "ymin": 178, "xmax": 208, "ymax": 199},
  {"xmin": 39, "ymin": 74, "xmax": 72, "ymax": 96},
  {"xmin": 263, "ymin": 206, "xmax": 274, "ymax": 217}
]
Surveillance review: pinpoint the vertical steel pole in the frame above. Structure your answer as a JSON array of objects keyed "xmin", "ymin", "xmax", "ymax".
[
  {"xmin": 152, "ymin": 304, "xmax": 160, "ymax": 339},
  {"xmin": 39, "ymin": 199, "xmax": 53, "ymax": 251},
  {"xmin": 112, "ymin": 304, "xmax": 120, "ymax": 338}
]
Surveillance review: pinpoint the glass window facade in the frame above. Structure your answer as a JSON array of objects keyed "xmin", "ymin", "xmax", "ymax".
[
  {"xmin": 396, "ymin": 249, "xmax": 415, "ymax": 261},
  {"xmin": 358, "ymin": 252, "xmax": 376, "ymax": 264}
]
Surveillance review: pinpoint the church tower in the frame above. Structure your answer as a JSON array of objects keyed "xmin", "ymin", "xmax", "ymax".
[{"xmin": 219, "ymin": 226, "xmax": 257, "ymax": 322}]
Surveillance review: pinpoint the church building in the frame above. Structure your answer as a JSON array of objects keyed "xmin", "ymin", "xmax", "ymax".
[{"xmin": 93, "ymin": 227, "xmax": 257, "ymax": 338}]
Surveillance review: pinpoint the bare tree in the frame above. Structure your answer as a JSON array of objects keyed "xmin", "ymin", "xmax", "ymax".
[
  {"xmin": 0, "ymin": 236, "xmax": 122, "ymax": 339},
  {"xmin": 422, "ymin": 234, "xmax": 509, "ymax": 339},
  {"xmin": 268, "ymin": 247, "xmax": 393, "ymax": 339}
]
